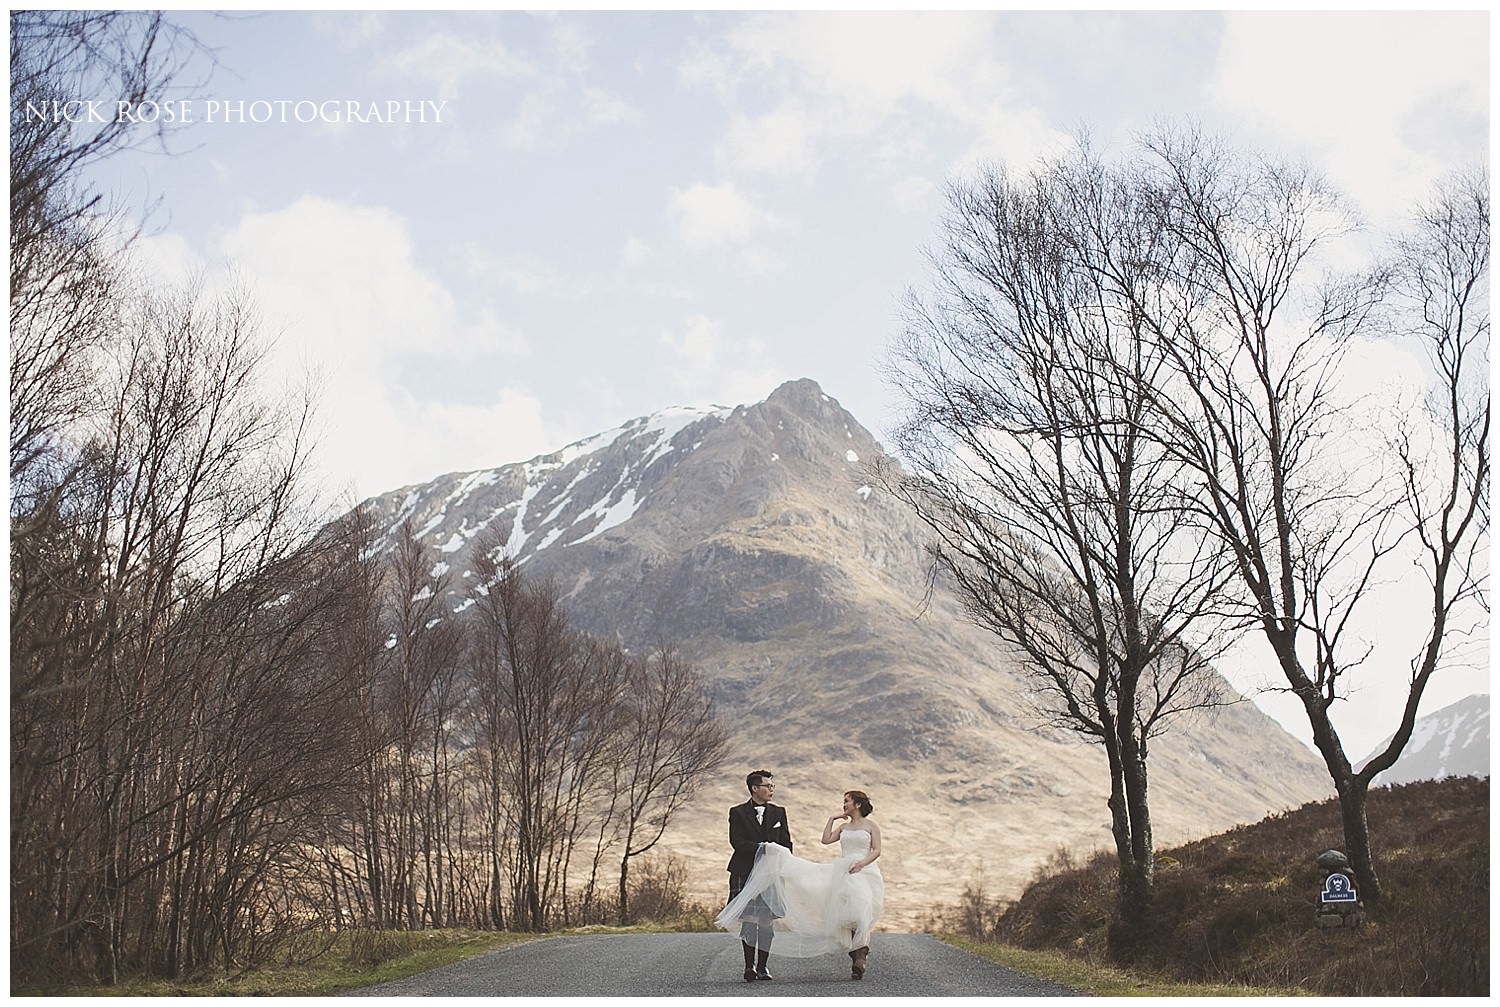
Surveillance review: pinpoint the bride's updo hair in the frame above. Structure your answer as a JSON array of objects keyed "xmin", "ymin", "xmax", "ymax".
[{"xmin": 846, "ymin": 790, "xmax": 873, "ymax": 816}]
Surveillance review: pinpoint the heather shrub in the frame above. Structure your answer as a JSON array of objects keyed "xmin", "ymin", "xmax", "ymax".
[
  {"xmin": 623, "ymin": 854, "xmax": 710, "ymax": 926},
  {"xmin": 971, "ymin": 777, "xmax": 1487, "ymax": 996}
]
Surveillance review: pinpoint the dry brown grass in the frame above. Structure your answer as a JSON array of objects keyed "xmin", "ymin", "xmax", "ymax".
[{"xmin": 934, "ymin": 776, "xmax": 1488, "ymax": 996}]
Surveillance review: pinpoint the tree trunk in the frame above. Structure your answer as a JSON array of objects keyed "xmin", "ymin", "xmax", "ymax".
[
  {"xmin": 618, "ymin": 852, "xmax": 631, "ymax": 926},
  {"xmin": 1108, "ymin": 743, "xmax": 1154, "ymax": 959},
  {"xmin": 1335, "ymin": 777, "xmax": 1380, "ymax": 903},
  {"xmin": 1294, "ymin": 672, "xmax": 1385, "ymax": 906}
]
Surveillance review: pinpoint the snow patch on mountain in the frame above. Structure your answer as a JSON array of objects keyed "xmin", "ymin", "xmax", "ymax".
[
  {"xmin": 1359, "ymin": 694, "xmax": 1489, "ymax": 785},
  {"xmin": 573, "ymin": 487, "xmax": 640, "ymax": 547},
  {"xmin": 363, "ymin": 402, "xmax": 733, "ymax": 578}
]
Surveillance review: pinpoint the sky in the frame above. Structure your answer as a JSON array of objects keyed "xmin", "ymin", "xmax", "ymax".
[{"xmin": 65, "ymin": 8, "xmax": 1489, "ymax": 758}]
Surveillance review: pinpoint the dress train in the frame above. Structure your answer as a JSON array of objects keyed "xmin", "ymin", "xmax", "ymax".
[{"xmin": 714, "ymin": 829, "xmax": 884, "ymax": 957}]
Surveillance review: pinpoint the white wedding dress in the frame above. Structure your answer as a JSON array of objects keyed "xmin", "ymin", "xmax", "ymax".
[{"xmin": 715, "ymin": 827, "xmax": 885, "ymax": 956}]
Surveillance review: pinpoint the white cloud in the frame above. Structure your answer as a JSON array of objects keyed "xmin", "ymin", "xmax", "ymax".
[
  {"xmin": 659, "ymin": 313, "xmax": 723, "ymax": 379},
  {"xmin": 501, "ymin": 82, "xmax": 640, "ymax": 150},
  {"xmin": 737, "ymin": 247, "xmax": 787, "ymax": 278},
  {"xmin": 221, "ymin": 196, "xmax": 453, "ymax": 356},
  {"xmin": 505, "ymin": 92, "xmax": 554, "ymax": 151},
  {"xmin": 658, "ymin": 313, "xmax": 782, "ymax": 407},
  {"xmin": 545, "ymin": 15, "xmax": 593, "ymax": 76},
  {"xmin": 462, "ymin": 246, "xmax": 568, "ymax": 296},
  {"xmin": 670, "ymin": 181, "xmax": 793, "ymax": 249},
  {"xmin": 216, "ymin": 196, "xmax": 550, "ymax": 498},
  {"xmin": 463, "ymin": 308, "xmax": 531, "ymax": 358},
  {"xmin": 387, "ymin": 30, "xmax": 534, "ymax": 98},
  {"xmin": 890, "ymin": 174, "xmax": 937, "ymax": 215},
  {"xmin": 375, "ymin": 19, "xmax": 635, "ymax": 152},
  {"xmin": 393, "ymin": 392, "xmax": 550, "ymax": 486},
  {"xmin": 580, "ymin": 85, "xmax": 638, "ymax": 126},
  {"xmin": 310, "ymin": 11, "xmax": 387, "ymax": 50},
  {"xmin": 723, "ymin": 105, "xmax": 818, "ymax": 179},
  {"xmin": 732, "ymin": 12, "xmax": 998, "ymax": 127},
  {"xmin": 621, "ymin": 236, "xmax": 651, "ymax": 268},
  {"xmin": 1209, "ymin": 12, "xmax": 1488, "ymax": 224},
  {"xmin": 128, "ymin": 230, "xmax": 206, "ymax": 286},
  {"xmin": 692, "ymin": 11, "xmax": 1069, "ymax": 198}
]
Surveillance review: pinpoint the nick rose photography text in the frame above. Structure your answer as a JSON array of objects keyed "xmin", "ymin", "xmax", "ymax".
[{"xmin": 24, "ymin": 98, "xmax": 450, "ymax": 125}]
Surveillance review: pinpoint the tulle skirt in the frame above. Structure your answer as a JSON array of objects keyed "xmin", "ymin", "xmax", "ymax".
[{"xmin": 714, "ymin": 842, "xmax": 884, "ymax": 956}]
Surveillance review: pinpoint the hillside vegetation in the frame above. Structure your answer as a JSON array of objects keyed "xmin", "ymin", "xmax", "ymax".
[{"xmin": 933, "ymin": 777, "xmax": 1488, "ymax": 996}]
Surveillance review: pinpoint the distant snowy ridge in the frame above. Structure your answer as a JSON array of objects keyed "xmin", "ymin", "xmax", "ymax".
[{"xmin": 1358, "ymin": 694, "xmax": 1490, "ymax": 785}]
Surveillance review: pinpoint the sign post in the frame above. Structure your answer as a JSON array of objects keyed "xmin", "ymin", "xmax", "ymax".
[{"xmin": 1314, "ymin": 849, "xmax": 1364, "ymax": 929}]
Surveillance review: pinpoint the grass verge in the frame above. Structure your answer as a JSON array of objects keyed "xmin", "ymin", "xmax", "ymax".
[
  {"xmin": 14, "ymin": 929, "xmax": 539, "ymax": 997},
  {"xmin": 942, "ymin": 936, "xmax": 1310, "ymax": 997}
]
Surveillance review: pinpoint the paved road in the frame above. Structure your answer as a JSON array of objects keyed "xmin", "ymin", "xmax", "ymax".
[{"xmin": 343, "ymin": 932, "xmax": 1084, "ymax": 997}]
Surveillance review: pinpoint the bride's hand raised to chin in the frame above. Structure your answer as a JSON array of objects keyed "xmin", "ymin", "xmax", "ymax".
[{"xmin": 821, "ymin": 813, "xmax": 850, "ymax": 844}]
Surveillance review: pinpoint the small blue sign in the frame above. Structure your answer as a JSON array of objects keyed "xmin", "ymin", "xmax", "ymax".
[{"xmin": 1321, "ymin": 873, "xmax": 1357, "ymax": 903}]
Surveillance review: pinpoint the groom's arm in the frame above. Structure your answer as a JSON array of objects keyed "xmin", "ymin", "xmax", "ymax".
[{"xmin": 728, "ymin": 807, "xmax": 759, "ymax": 856}]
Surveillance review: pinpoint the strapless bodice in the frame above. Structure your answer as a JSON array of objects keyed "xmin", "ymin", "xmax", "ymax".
[{"xmin": 839, "ymin": 828, "xmax": 872, "ymax": 858}]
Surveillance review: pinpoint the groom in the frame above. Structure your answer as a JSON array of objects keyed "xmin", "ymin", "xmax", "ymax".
[{"xmin": 727, "ymin": 769, "xmax": 793, "ymax": 981}]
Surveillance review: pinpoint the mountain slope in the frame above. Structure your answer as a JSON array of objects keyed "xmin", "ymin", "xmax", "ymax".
[
  {"xmin": 357, "ymin": 378, "xmax": 1333, "ymax": 925},
  {"xmin": 1358, "ymin": 694, "xmax": 1489, "ymax": 786}
]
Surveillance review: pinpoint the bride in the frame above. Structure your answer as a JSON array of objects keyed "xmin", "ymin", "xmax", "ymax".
[{"xmin": 715, "ymin": 789, "xmax": 884, "ymax": 980}]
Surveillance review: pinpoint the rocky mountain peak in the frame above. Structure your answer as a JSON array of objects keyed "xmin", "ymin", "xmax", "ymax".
[
  {"xmin": 361, "ymin": 378, "xmax": 875, "ymax": 572},
  {"xmin": 759, "ymin": 377, "xmax": 879, "ymax": 451},
  {"xmin": 350, "ymin": 377, "xmax": 1335, "ymax": 925}
]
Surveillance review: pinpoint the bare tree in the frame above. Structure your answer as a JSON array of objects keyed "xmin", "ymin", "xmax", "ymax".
[
  {"xmin": 1373, "ymin": 169, "xmax": 1490, "ymax": 780},
  {"xmin": 466, "ymin": 537, "xmax": 625, "ymax": 930},
  {"xmin": 466, "ymin": 534, "xmax": 518, "ymax": 931},
  {"xmin": 10, "ymin": 11, "xmax": 202, "ymax": 493},
  {"xmin": 307, "ymin": 503, "xmax": 387, "ymax": 930},
  {"xmin": 1131, "ymin": 128, "xmax": 1488, "ymax": 904},
  {"xmin": 613, "ymin": 644, "xmax": 727, "ymax": 924},
  {"xmin": 367, "ymin": 521, "xmax": 464, "ymax": 928},
  {"xmin": 9, "ymin": 13, "xmax": 374, "ymax": 981},
  {"xmin": 10, "ymin": 11, "xmax": 199, "ymax": 241},
  {"xmin": 9, "ymin": 274, "xmax": 353, "ymax": 982},
  {"xmin": 554, "ymin": 638, "xmax": 633, "ymax": 926},
  {"xmin": 883, "ymin": 147, "xmax": 1234, "ymax": 947}
]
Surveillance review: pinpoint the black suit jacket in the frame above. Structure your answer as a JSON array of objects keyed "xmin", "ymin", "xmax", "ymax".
[{"xmin": 727, "ymin": 799, "xmax": 793, "ymax": 876}]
